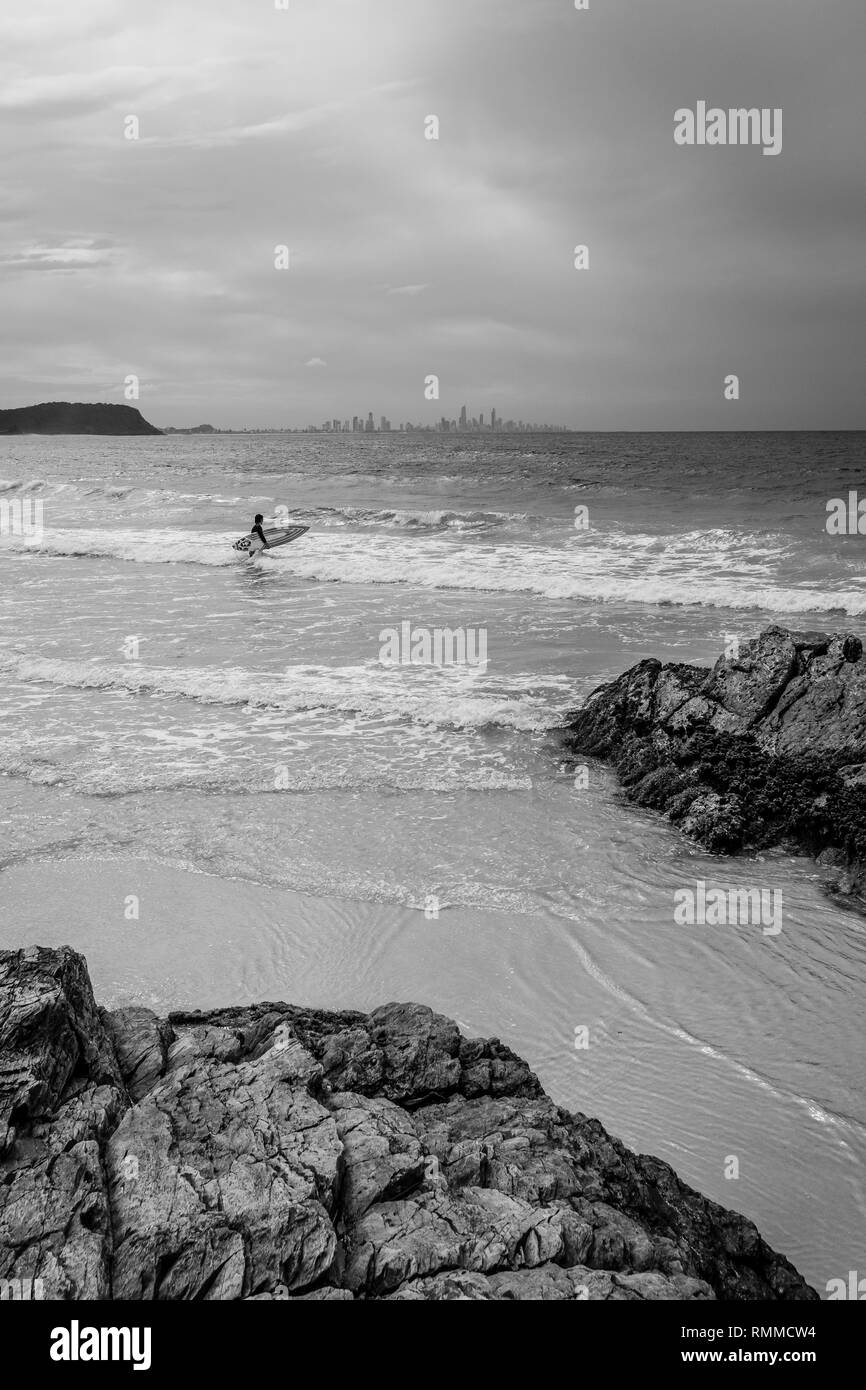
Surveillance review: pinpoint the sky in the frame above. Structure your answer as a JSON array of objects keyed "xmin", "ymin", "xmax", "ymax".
[{"xmin": 1, "ymin": 0, "xmax": 864, "ymax": 429}]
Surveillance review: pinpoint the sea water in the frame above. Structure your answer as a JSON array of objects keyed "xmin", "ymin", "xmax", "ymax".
[{"xmin": 1, "ymin": 429, "xmax": 865, "ymax": 1292}]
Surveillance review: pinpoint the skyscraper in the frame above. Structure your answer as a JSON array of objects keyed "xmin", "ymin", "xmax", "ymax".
[
  {"xmin": 459, "ymin": 404, "xmax": 467, "ymax": 428},
  {"xmin": 491, "ymin": 407, "xmax": 497, "ymax": 430}
]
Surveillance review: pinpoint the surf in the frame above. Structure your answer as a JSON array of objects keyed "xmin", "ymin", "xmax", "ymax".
[
  {"xmin": 0, "ymin": 650, "xmax": 577, "ymax": 732},
  {"xmin": 5, "ymin": 524, "xmax": 862, "ymax": 616}
]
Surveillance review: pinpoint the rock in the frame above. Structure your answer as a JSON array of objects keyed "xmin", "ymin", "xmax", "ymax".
[
  {"xmin": 0, "ymin": 945, "xmax": 818, "ymax": 1302},
  {"xmin": 0, "ymin": 947, "xmax": 127, "ymax": 1298},
  {"xmin": 385, "ymin": 1264, "xmax": 713, "ymax": 1300},
  {"xmin": 101, "ymin": 1007, "xmax": 174, "ymax": 1101},
  {"xmin": 564, "ymin": 625, "xmax": 866, "ymax": 903},
  {"xmin": 106, "ymin": 1033, "xmax": 341, "ymax": 1299},
  {"xmin": 386, "ymin": 1269, "xmax": 498, "ymax": 1299},
  {"xmin": 341, "ymin": 1184, "xmax": 585, "ymax": 1296},
  {"xmin": 287, "ymin": 1000, "xmax": 541, "ymax": 1107},
  {"xmin": 329, "ymin": 1092, "xmax": 426, "ymax": 1222}
]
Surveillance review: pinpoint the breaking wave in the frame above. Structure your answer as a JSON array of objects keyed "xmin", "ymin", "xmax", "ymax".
[
  {"xmin": 0, "ymin": 651, "xmax": 577, "ymax": 732},
  {"xmin": 4, "ymin": 524, "xmax": 864, "ymax": 615}
]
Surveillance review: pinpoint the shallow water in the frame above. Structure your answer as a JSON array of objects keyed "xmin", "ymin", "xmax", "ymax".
[{"xmin": 1, "ymin": 429, "xmax": 864, "ymax": 1293}]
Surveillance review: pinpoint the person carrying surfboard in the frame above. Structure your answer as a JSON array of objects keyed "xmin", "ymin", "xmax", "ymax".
[
  {"xmin": 248, "ymin": 514, "xmax": 270, "ymax": 557},
  {"xmin": 231, "ymin": 517, "xmax": 308, "ymax": 555}
]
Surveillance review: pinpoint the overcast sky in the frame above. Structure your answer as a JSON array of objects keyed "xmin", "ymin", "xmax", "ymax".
[{"xmin": 1, "ymin": 0, "xmax": 864, "ymax": 429}]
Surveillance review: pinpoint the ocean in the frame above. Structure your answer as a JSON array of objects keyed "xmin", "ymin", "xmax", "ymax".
[{"xmin": 1, "ymin": 429, "xmax": 865, "ymax": 1293}]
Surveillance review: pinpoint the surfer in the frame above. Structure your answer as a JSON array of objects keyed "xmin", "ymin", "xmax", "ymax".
[{"xmin": 248, "ymin": 514, "xmax": 270, "ymax": 557}]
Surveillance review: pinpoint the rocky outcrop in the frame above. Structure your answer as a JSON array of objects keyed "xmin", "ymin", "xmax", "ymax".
[
  {"xmin": 0, "ymin": 402, "xmax": 161, "ymax": 435},
  {"xmin": 564, "ymin": 626, "xmax": 866, "ymax": 904},
  {"xmin": 0, "ymin": 945, "xmax": 817, "ymax": 1301}
]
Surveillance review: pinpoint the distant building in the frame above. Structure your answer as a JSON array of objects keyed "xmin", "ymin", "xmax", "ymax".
[{"xmin": 296, "ymin": 408, "xmax": 570, "ymax": 435}]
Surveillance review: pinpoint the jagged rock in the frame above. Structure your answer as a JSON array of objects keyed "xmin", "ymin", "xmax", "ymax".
[
  {"xmin": 342, "ymin": 1184, "xmax": 588, "ymax": 1296},
  {"xmin": 329, "ymin": 1092, "xmax": 426, "ymax": 1222},
  {"xmin": 101, "ymin": 1007, "xmax": 174, "ymax": 1102},
  {"xmin": 0, "ymin": 948, "xmax": 127, "ymax": 1298},
  {"xmin": 246, "ymin": 1284, "xmax": 353, "ymax": 1300},
  {"xmin": 0, "ymin": 945, "xmax": 818, "ymax": 1302},
  {"xmin": 285, "ymin": 1001, "xmax": 541, "ymax": 1106},
  {"xmin": 0, "ymin": 945, "xmax": 123, "ymax": 1147},
  {"xmin": 106, "ymin": 1032, "xmax": 341, "ymax": 1299},
  {"xmin": 385, "ymin": 1269, "xmax": 496, "ymax": 1299},
  {"xmin": 385, "ymin": 1265, "xmax": 713, "ymax": 1300},
  {"xmin": 564, "ymin": 625, "xmax": 866, "ymax": 902}
]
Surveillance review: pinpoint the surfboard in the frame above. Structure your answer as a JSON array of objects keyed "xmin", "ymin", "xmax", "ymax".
[{"xmin": 232, "ymin": 525, "xmax": 309, "ymax": 553}]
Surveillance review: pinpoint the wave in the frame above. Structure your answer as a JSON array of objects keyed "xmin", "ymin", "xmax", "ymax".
[
  {"xmin": 0, "ymin": 651, "xmax": 575, "ymax": 732},
  {"xmin": 0, "ymin": 478, "xmax": 529, "ymax": 537},
  {"xmin": 0, "ymin": 478, "xmax": 52, "ymax": 493},
  {"xmin": 295, "ymin": 504, "xmax": 527, "ymax": 532},
  {"xmin": 0, "ymin": 479, "xmax": 527, "ymax": 532},
  {"xmin": 77, "ymin": 485, "xmax": 245, "ymax": 506},
  {"xmin": 0, "ymin": 479, "xmax": 245, "ymax": 506},
  {"xmin": 3, "ymin": 524, "xmax": 863, "ymax": 615}
]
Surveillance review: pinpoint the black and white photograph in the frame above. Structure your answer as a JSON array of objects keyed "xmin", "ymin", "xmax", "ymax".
[{"xmin": 0, "ymin": 0, "xmax": 863, "ymax": 1361}]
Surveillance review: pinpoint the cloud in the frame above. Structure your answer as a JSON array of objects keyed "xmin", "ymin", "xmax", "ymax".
[
  {"xmin": 138, "ymin": 102, "xmax": 345, "ymax": 151},
  {"xmin": 0, "ymin": 238, "xmax": 117, "ymax": 272},
  {"xmin": 0, "ymin": 66, "xmax": 176, "ymax": 115},
  {"xmin": 0, "ymin": 0, "xmax": 863, "ymax": 427},
  {"xmin": 133, "ymin": 81, "xmax": 411, "ymax": 152},
  {"xmin": 386, "ymin": 284, "xmax": 429, "ymax": 296}
]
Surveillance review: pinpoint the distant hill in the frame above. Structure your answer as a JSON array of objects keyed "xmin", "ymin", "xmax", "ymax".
[
  {"xmin": 0, "ymin": 402, "xmax": 162, "ymax": 435},
  {"xmin": 163, "ymin": 424, "xmax": 217, "ymax": 434}
]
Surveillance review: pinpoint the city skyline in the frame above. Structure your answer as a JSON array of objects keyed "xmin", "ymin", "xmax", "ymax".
[{"xmin": 304, "ymin": 405, "xmax": 569, "ymax": 434}]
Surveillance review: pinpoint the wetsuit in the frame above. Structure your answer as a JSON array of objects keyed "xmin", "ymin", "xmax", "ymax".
[{"xmin": 249, "ymin": 521, "xmax": 269, "ymax": 554}]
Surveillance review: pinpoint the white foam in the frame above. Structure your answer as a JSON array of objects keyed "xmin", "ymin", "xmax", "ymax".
[
  {"xmin": 0, "ymin": 651, "xmax": 576, "ymax": 732},
  {"xmin": 0, "ymin": 740, "xmax": 535, "ymax": 796},
  {"xmin": 3, "ymin": 523, "xmax": 863, "ymax": 615}
]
